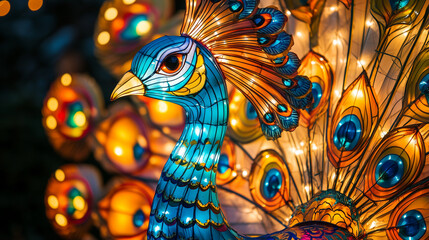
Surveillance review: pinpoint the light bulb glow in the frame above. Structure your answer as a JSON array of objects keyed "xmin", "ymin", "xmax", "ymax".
[
  {"xmin": 47, "ymin": 97, "xmax": 59, "ymax": 111},
  {"xmin": 157, "ymin": 101, "xmax": 168, "ymax": 113},
  {"xmin": 123, "ymin": 0, "xmax": 135, "ymax": 5},
  {"xmin": 136, "ymin": 20, "xmax": 152, "ymax": 35},
  {"xmin": 47, "ymin": 195, "xmax": 59, "ymax": 209},
  {"xmin": 55, "ymin": 169, "xmax": 65, "ymax": 182},
  {"xmin": 104, "ymin": 7, "xmax": 118, "ymax": 21},
  {"xmin": 61, "ymin": 73, "xmax": 72, "ymax": 86},
  {"xmin": 72, "ymin": 196, "xmax": 85, "ymax": 211},
  {"xmin": 0, "ymin": 0, "xmax": 11, "ymax": 16},
  {"xmin": 73, "ymin": 111, "xmax": 86, "ymax": 127},
  {"xmin": 28, "ymin": 0, "xmax": 43, "ymax": 11},
  {"xmin": 114, "ymin": 146, "xmax": 123, "ymax": 156},
  {"xmin": 98, "ymin": 31, "xmax": 110, "ymax": 45},
  {"xmin": 55, "ymin": 213, "xmax": 68, "ymax": 227},
  {"xmin": 46, "ymin": 116, "xmax": 57, "ymax": 130}
]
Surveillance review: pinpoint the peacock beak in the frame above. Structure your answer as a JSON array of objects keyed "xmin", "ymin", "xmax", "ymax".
[{"xmin": 110, "ymin": 71, "xmax": 145, "ymax": 101}]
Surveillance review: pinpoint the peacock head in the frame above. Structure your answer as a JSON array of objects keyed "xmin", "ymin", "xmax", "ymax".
[{"xmin": 110, "ymin": 35, "xmax": 220, "ymax": 106}]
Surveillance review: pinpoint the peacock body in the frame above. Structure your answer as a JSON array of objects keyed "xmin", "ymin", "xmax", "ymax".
[{"xmin": 109, "ymin": 0, "xmax": 429, "ymax": 239}]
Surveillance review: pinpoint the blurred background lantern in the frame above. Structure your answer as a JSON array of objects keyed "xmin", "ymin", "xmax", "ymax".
[
  {"xmin": 93, "ymin": 102, "xmax": 151, "ymax": 174},
  {"xmin": 45, "ymin": 164, "xmax": 102, "ymax": 239},
  {"xmin": 94, "ymin": 0, "xmax": 182, "ymax": 77},
  {"xmin": 42, "ymin": 73, "xmax": 104, "ymax": 161},
  {"xmin": 1, "ymin": 0, "xmax": 185, "ymax": 238},
  {"xmin": 97, "ymin": 178, "xmax": 154, "ymax": 240}
]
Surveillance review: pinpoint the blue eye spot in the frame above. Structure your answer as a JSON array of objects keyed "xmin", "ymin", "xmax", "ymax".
[
  {"xmin": 229, "ymin": 1, "xmax": 242, "ymax": 12},
  {"xmin": 333, "ymin": 114, "xmax": 362, "ymax": 151},
  {"xmin": 133, "ymin": 209, "xmax": 145, "ymax": 227},
  {"xmin": 277, "ymin": 104, "xmax": 287, "ymax": 113},
  {"xmin": 245, "ymin": 101, "xmax": 258, "ymax": 120},
  {"xmin": 264, "ymin": 113, "xmax": 274, "ymax": 123},
  {"xmin": 311, "ymin": 82, "xmax": 322, "ymax": 109},
  {"xmin": 375, "ymin": 154, "xmax": 404, "ymax": 188},
  {"xmin": 283, "ymin": 79, "xmax": 293, "ymax": 87},
  {"xmin": 419, "ymin": 74, "xmax": 429, "ymax": 102},
  {"xmin": 258, "ymin": 36, "xmax": 270, "ymax": 45},
  {"xmin": 389, "ymin": 0, "xmax": 410, "ymax": 11},
  {"xmin": 398, "ymin": 210, "xmax": 426, "ymax": 240},
  {"xmin": 133, "ymin": 142, "xmax": 145, "ymax": 161},
  {"xmin": 261, "ymin": 168, "xmax": 282, "ymax": 199},
  {"xmin": 218, "ymin": 154, "xmax": 230, "ymax": 174}
]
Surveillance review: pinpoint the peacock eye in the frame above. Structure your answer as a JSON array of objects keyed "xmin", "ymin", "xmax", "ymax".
[{"xmin": 160, "ymin": 54, "xmax": 183, "ymax": 74}]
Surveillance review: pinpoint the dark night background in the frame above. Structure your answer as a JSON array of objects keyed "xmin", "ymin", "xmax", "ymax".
[{"xmin": 0, "ymin": 0, "xmax": 184, "ymax": 238}]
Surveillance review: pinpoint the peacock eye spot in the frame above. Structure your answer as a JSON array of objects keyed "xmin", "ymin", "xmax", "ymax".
[
  {"xmin": 398, "ymin": 210, "xmax": 426, "ymax": 240},
  {"xmin": 163, "ymin": 55, "xmax": 180, "ymax": 71}
]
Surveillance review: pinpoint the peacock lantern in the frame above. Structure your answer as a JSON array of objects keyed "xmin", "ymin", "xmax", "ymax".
[{"xmin": 110, "ymin": 0, "xmax": 429, "ymax": 239}]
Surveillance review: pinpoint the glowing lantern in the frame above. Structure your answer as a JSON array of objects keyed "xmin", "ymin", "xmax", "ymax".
[
  {"xmin": 216, "ymin": 136, "xmax": 238, "ymax": 185},
  {"xmin": 94, "ymin": 0, "xmax": 178, "ymax": 76},
  {"xmin": 94, "ymin": 102, "xmax": 151, "ymax": 174},
  {"xmin": 45, "ymin": 165, "xmax": 102, "ymax": 238},
  {"xmin": 135, "ymin": 96, "xmax": 185, "ymax": 131},
  {"xmin": 98, "ymin": 179, "xmax": 154, "ymax": 240},
  {"xmin": 42, "ymin": 73, "xmax": 104, "ymax": 161},
  {"xmin": 227, "ymin": 89, "xmax": 263, "ymax": 143}
]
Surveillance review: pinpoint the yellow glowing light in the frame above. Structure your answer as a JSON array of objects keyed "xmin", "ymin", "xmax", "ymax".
[
  {"xmin": 98, "ymin": 31, "xmax": 110, "ymax": 45},
  {"xmin": 0, "ymin": 0, "xmax": 11, "ymax": 16},
  {"xmin": 366, "ymin": 20, "xmax": 373, "ymax": 27},
  {"xmin": 157, "ymin": 101, "xmax": 168, "ymax": 113},
  {"xmin": 357, "ymin": 60, "xmax": 365, "ymax": 67},
  {"xmin": 114, "ymin": 146, "xmax": 123, "ymax": 156},
  {"xmin": 295, "ymin": 149, "xmax": 304, "ymax": 155},
  {"xmin": 47, "ymin": 97, "xmax": 58, "ymax": 112},
  {"xmin": 28, "ymin": 0, "xmax": 43, "ymax": 11},
  {"xmin": 330, "ymin": 6, "xmax": 337, "ymax": 11},
  {"xmin": 47, "ymin": 195, "xmax": 59, "ymax": 209},
  {"xmin": 232, "ymin": 171, "xmax": 237, "ymax": 177},
  {"xmin": 352, "ymin": 89, "xmax": 364, "ymax": 98},
  {"xmin": 73, "ymin": 111, "xmax": 86, "ymax": 127},
  {"xmin": 55, "ymin": 169, "xmax": 65, "ymax": 182},
  {"xmin": 231, "ymin": 119, "xmax": 237, "ymax": 126},
  {"xmin": 296, "ymin": 32, "xmax": 302, "ymax": 37},
  {"xmin": 300, "ymin": 141, "xmax": 304, "ymax": 146},
  {"xmin": 333, "ymin": 39, "xmax": 339, "ymax": 45},
  {"xmin": 60, "ymin": 73, "xmax": 72, "ymax": 86},
  {"xmin": 73, "ymin": 196, "xmax": 85, "ymax": 211},
  {"xmin": 334, "ymin": 90, "xmax": 341, "ymax": 97},
  {"xmin": 162, "ymin": 127, "xmax": 171, "ymax": 134},
  {"xmin": 369, "ymin": 220, "xmax": 377, "ymax": 229},
  {"xmin": 304, "ymin": 185, "xmax": 310, "ymax": 193},
  {"xmin": 104, "ymin": 7, "xmax": 118, "ymax": 21},
  {"xmin": 242, "ymin": 170, "xmax": 248, "ymax": 177},
  {"xmin": 286, "ymin": 10, "xmax": 291, "ymax": 16},
  {"xmin": 123, "ymin": 0, "xmax": 135, "ymax": 5},
  {"xmin": 46, "ymin": 116, "xmax": 57, "ymax": 130},
  {"xmin": 55, "ymin": 213, "xmax": 68, "ymax": 227},
  {"xmin": 312, "ymin": 143, "xmax": 318, "ymax": 150},
  {"xmin": 380, "ymin": 131, "xmax": 387, "ymax": 138},
  {"xmin": 136, "ymin": 20, "xmax": 152, "ymax": 35}
]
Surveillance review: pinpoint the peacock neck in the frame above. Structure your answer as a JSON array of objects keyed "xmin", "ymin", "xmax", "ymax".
[{"xmin": 147, "ymin": 43, "xmax": 242, "ymax": 239}]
